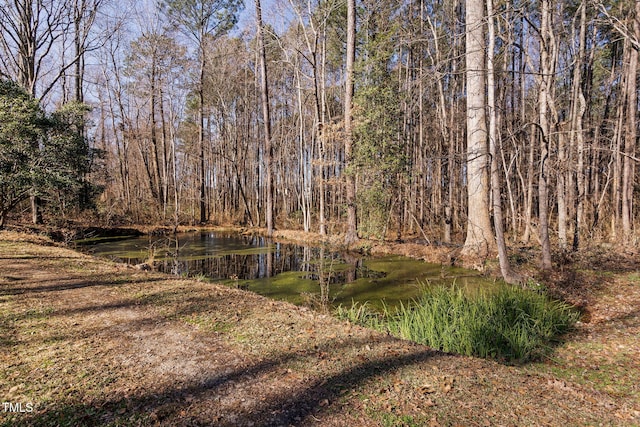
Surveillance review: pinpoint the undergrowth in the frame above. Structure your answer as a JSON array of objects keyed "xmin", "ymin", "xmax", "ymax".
[{"xmin": 336, "ymin": 285, "xmax": 579, "ymax": 363}]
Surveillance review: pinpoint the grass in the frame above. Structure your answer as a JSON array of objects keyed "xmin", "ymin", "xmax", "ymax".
[
  {"xmin": 378, "ymin": 412, "xmax": 423, "ymax": 427},
  {"xmin": 0, "ymin": 403, "xmax": 151, "ymax": 427},
  {"xmin": 628, "ymin": 273, "xmax": 640, "ymax": 284},
  {"xmin": 182, "ymin": 313, "xmax": 232, "ymax": 333},
  {"xmin": 336, "ymin": 284, "xmax": 579, "ymax": 363}
]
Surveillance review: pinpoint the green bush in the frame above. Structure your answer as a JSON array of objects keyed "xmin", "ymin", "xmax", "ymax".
[{"xmin": 336, "ymin": 285, "xmax": 579, "ymax": 363}]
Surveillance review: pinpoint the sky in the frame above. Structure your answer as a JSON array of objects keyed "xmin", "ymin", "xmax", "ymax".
[{"xmin": 237, "ymin": 0, "xmax": 296, "ymax": 36}]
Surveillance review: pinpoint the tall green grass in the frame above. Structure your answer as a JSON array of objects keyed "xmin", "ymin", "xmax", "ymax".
[{"xmin": 336, "ymin": 285, "xmax": 579, "ymax": 362}]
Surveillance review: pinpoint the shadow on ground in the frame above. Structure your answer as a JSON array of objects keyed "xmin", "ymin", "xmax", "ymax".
[{"xmin": 3, "ymin": 335, "xmax": 440, "ymax": 427}]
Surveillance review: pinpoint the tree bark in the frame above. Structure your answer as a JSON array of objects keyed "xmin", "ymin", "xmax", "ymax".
[
  {"xmin": 461, "ymin": 0, "xmax": 494, "ymax": 262},
  {"xmin": 571, "ymin": 1, "xmax": 587, "ymax": 250},
  {"xmin": 255, "ymin": 0, "xmax": 274, "ymax": 236},
  {"xmin": 487, "ymin": 0, "xmax": 520, "ymax": 284},
  {"xmin": 622, "ymin": 0, "xmax": 639, "ymax": 242},
  {"xmin": 344, "ymin": 0, "xmax": 358, "ymax": 244},
  {"xmin": 319, "ymin": 31, "xmax": 327, "ymax": 235},
  {"xmin": 199, "ymin": 40, "xmax": 207, "ymax": 223},
  {"xmin": 538, "ymin": 0, "xmax": 554, "ymax": 270}
]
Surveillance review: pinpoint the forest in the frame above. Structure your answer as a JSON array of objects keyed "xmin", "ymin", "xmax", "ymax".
[
  {"xmin": 2, "ymin": 2, "xmax": 640, "ymax": 424},
  {"xmin": 1, "ymin": 0, "xmax": 639, "ymax": 274}
]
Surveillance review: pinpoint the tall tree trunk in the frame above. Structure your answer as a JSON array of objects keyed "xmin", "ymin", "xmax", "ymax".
[
  {"xmin": 520, "ymin": 15, "xmax": 534, "ymax": 244},
  {"xmin": 74, "ymin": 0, "xmax": 85, "ymax": 103},
  {"xmin": 170, "ymin": 102, "xmax": 180, "ymax": 229},
  {"xmin": 538, "ymin": 0, "xmax": 553, "ymax": 270},
  {"xmin": 611, "ymin": 75, "xmax": 624, "ymax": 239},
  {"xmin": 150, "ymin": 56, "xmax": 163, "ymax": 207},
  {"xmin": 319, "ymin": 31, "xmax": 327, "ymax": 236},
  {"xmin": 255, "ymin": 0, "xmax": 274, "ymax": 236},
  {"xmin": 445, "ymin": 21, "xmax": 460, "ymax": 245},
  {"xmin": 557, "ymin": 130, "xmax": 568, "ymax": 249},
  {"xmin": 572, "ymin": 1, "xmax": 587, "ymax": 250},
  {"xmin": 461, "ymin": 0, "xmax": 493, "ymax": 262},
  {"xmin": 487, "ymin": 0, "xmax": 520, "ymax": 283},
  {"xmin": 344, "ymin": 0, "xmax": 357, "ymax": 244},
  {"xmin": 427, "ymin": 14, "xmax": 452, "ymax": 244},
  {"xmin": 622, "ymin": 0, "xmax": 639, "ymax": 242},
  {"xmin": 159, "ymin": 88, "xmax": 170, "ymax": 218},
  {"xmin": 199, "ymin": 42, "xmax": 207, "ymax": 223}
]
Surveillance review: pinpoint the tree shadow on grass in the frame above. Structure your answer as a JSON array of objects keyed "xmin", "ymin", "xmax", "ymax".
[
  {"xmin": 0, "ymin": 276, "xmax": 168, "ymax": 296},
  {"xmin": 227, "ymin": 348, "xmax": 439, "ymax": 427},
  {"xmin": 4, "ymin": 334, "xmax": 441, "ymax": 427},
  {"xmin": 0, "ymin": 256, "xmax": 83, "ymax": 260}
]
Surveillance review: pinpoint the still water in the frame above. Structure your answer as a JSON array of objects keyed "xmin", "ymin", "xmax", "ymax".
[{"xmin": 80, "ymin": 231, "xmax": 488, "ymax": 309}]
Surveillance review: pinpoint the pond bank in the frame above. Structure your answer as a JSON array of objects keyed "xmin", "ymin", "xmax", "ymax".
[
  {"xmin": 11, "ymin": 223, "xmax": 461, "ymax": 267},
  {"xmin": 1, "ymin": 230, "xmax": 638, "ymax": 425}
]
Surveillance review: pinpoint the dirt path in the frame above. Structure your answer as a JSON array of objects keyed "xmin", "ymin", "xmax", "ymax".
[{"xmin": 1, "ymin": 232, "xmax": 638, "ymax": 426}]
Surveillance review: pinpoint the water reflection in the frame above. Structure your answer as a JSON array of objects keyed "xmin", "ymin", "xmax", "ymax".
[
  {"xmin": 83, "ymin": 231, "xmax": 487, "ymax": 309},
  {"xmin": 84, "ymin": 232, "xmax": 383, "ymax": 283}
]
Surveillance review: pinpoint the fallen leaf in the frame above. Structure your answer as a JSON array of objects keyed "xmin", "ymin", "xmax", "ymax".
[
  {"xmin": 419, "ymin": 384, "xmax": 436, "ymax": 394},
  {"xmin": 439, "ymin": 376, "xmax": 454, "ymax": 394}
]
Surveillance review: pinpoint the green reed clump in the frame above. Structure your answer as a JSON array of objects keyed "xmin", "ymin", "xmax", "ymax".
[{"xmin": 336, "ymin": 285, "xmax": 578, "ymax": 362}]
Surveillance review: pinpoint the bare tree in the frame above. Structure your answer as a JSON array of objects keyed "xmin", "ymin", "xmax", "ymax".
[
  {"xmin": 344, "ymin": 0, "xmax": 357, "ymax": 244},
  {"xmin": 72, "ymin": 0, "xmax": 104, "ymax": 103},
  {"xmin": 537, "ymin": 0, "xmax": 554, "ymax": 270},
  {"xmin": 487, "ymin": 0, "xmax": 520, "ymax": 284},
  {"xmin": 570, "ymin": 1, "xmax": 587, "ymax": 250},
  {"xmin": 621, "ymin": 0, "xmax": 639, "ymax": 242},
  {"xmin": 161, "ymin": 0, "xmax": 242, "ymax": 224},
  {"xmin": 255, "ymin": 0, "xmax": 274, "ymax": 236}
]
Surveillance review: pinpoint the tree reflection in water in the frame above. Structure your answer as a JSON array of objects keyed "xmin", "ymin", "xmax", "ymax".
[{"xmin": 97, "ymin": 232, "xmax": 384, "ymax": 285}]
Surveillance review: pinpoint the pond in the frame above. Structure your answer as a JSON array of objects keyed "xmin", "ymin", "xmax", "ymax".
[{"xmin": 78, "ymin": 231, "xmax": 491, "ymax": 309}]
